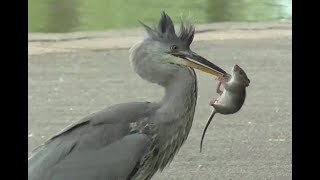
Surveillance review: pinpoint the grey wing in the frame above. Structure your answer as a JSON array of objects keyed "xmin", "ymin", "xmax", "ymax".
[{"xmin": 28, "ymin": 102, "xmax": 158, "ymax": 180}]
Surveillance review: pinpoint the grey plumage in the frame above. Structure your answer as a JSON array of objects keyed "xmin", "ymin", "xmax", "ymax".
[
  {"xmin": 29, "ymin": 102, "xmax": 158, "ymax": 180},
  {"xmin": 28, "ymin": 11, "xmax": 226, "ymax": 180}
]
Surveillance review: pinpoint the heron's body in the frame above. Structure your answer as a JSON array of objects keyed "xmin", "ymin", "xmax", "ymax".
[
  {"xmin": 29, "ymin": 67, "xmax": 197, "ymax": 180},
  {"xmin": 129, "ymin": 67, "xmax": 198, "ymax": 179},
  {"xmin": 28, "ymin": 12, "xmax": 226, "ymax": 180}
]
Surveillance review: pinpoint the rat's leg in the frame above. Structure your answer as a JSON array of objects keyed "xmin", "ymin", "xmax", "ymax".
[
  {"xmin": 209, "ymin": 80, "xmax": 223, "ymax": 106},
  {"xmin": 216, "ymin": 81, "xmax": 223, "ymax": 95},
  {"xmin": 209, "ymin": 98, "xmax": 219, "ymax": 106},
  {"xmin": 211, "ymin": 102, "xmax": 229, "ymax": 114},
  {"xmin": 215, "ymin": 74, "xmax": 224, "ymax": 82}
]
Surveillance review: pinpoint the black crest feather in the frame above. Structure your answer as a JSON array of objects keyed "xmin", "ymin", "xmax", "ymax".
[
  {"xmin": 140, "ymin": 11, "xmax": 195, "ymax": 47},
  {"xmin": 178, "ymin": 21, "xmax": 195, "ymax": 47}
]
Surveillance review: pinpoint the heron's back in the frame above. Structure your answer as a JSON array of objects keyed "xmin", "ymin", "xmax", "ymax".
[{"xmin": 28, "ymin": 102, "xmax": 159, "ymax": 180}]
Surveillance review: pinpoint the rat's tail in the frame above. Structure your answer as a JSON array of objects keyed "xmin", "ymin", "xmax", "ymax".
[{"xmin": 200, "ymin": 109, "xmax": 216, "ymax": 152}]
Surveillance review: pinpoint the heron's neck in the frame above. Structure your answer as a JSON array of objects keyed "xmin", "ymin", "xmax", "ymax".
[{"xmin": 159, "ymin": 68, "xmax": 197, "ymax": 115}]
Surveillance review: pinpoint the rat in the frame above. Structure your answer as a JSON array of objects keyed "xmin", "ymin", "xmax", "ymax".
[{"xmin": 200, "ymin": 64, "xmax": 250, "ymax": 152}]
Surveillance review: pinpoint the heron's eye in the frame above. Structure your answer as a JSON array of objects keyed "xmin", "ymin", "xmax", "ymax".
[{"xmin": 170, "ymin": 45, "xmax": 178, "ymax": 52}]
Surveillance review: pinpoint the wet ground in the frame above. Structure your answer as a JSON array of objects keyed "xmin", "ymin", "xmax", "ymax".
[{"xmin": 28, "ymin": 24, "xmax": 292, "ymax": 180}]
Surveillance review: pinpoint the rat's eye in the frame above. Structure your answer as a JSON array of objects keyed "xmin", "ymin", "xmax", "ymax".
[
  {"xmin": 170, "ymin": 45, "xmax": 178, "ymax": 52},
  {"xmin": 239, "ymin": 71, "xmax": 243, "ymax": 76}
]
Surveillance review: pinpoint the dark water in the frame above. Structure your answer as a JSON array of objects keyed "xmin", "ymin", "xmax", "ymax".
[{"xmin": 28, "ymin": 0, "xmax": 291, "ymax": 32}]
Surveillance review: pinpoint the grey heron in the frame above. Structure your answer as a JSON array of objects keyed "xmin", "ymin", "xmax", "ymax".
[{"xmin": 28, "ymin": 12, "xmax": 227, "ymax": 180}]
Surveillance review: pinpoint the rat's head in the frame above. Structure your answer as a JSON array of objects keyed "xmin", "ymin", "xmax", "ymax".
[{"xmin": 231, "ymin": 64, "xmax": 250, "ymax": 87}]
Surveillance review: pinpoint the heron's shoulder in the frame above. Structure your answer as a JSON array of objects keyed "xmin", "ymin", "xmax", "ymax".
[
  {"xmin": 46, "ymin": 102, "xmax": 159, "ymax": 141},
  {"xmin": 90, "ymin": 101, "xmax": 159, "ymax": 124},
  {"xmin": 29, "ymin": 102, "xmax": 158, "ymax": 163}
]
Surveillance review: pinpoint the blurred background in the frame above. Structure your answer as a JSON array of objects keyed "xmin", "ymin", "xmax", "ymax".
[{"xmin": 28, "ymin": 0, "xmax": 292, "ymax": 33}]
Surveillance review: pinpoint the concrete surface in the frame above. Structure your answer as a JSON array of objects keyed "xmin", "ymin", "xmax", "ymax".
[{"xmin": 28, "ymin": 22, "xmax": 292, "ymax": 180}]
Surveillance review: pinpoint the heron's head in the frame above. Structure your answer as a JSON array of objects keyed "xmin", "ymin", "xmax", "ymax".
[{"xmin": 130, "ymin": 12, "xmax": 227, "ymax": 86}]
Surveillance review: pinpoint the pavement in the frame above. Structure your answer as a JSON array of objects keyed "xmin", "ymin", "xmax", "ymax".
[{"xmin": 28, "ymin": 22, "xmax": 292, "ymax": 180}]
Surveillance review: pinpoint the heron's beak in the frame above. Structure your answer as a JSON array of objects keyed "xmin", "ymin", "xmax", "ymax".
[{"xmin": 170, "ymin": 50, "xmax": 227, "ymax": 77}]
